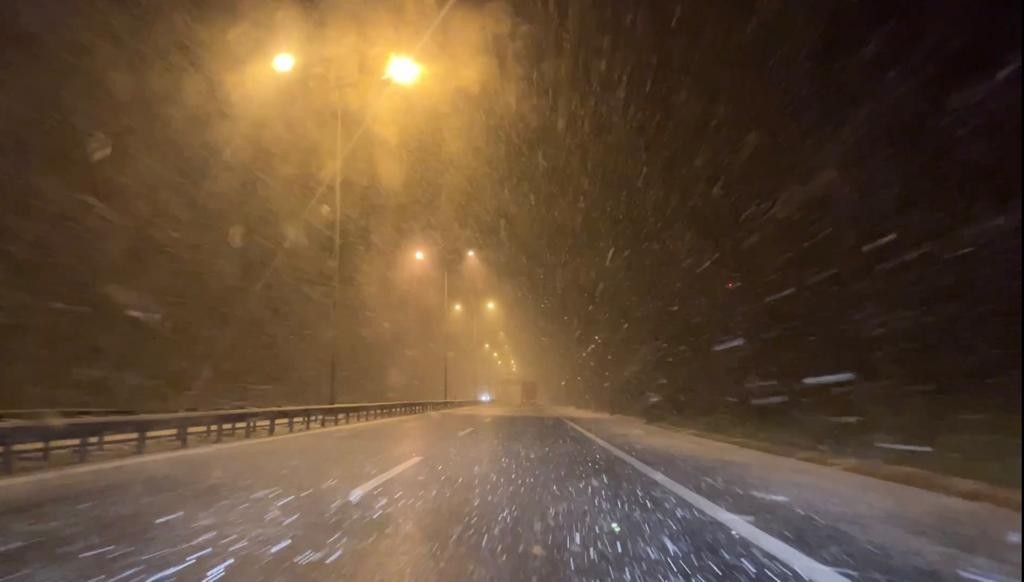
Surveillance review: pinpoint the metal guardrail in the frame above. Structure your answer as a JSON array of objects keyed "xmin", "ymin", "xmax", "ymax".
[{"xmin": 0, "ymin": 400, "xmax": 475, "ymax": 475}]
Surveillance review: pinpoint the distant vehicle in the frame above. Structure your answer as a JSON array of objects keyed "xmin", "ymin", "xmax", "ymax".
[{"xmin": 521, "ymin": 381, "xmax": 538, "ymax": 405}]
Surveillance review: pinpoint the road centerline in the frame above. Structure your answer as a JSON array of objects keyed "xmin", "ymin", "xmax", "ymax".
[
  {"xmin": 348, "ymin": 456, "xmax": 423, "ymax": 503},
  {"xmin": 563, "ymin": 418, "xmax": 849, "ymax": 582},
  {"xmin": 457, "ymin": 428, "xmax": 475, "ymax": 437}
]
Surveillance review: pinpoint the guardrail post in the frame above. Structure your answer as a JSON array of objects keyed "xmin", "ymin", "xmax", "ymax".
[
  {"xmin": 137, "ymin": 428, "xmax": 147, "ymax": 454},
  {"xmin": 244, "ymin": 419, "xmax": 252, "ymax": 438},
  {"xmin": 288, "ymin": 416, "xmax": 294, "ymax": 432},
  {"xmin": 2, "ymin": 439, "xmax": 13, "ymax": 474},
  {"xmin": 333, "ymin": 412, "xmax": 339, "ymax": 426},
  {"xmin": 78, "ymin": 437, "xmax": 88, "ymax": 463},
  {"xmin": 268, "ymin": 418, "xmax": 276, "ymax": 436},
  {"xmin": 97, "ymin": 433, "xmax": 105, "ymax": 452},
  {"xmin": 345, "ymin": 412, "xmax": 350, "ymax": 424},
  {"xmin": 305, "ymin": 415, "xmax": 311, "ymax": 430},
  {"xmin": 178, "ymin": 424, "xmax": 188, "ymax": 448},
  {"xmin": 215, "ymin": 423, "xmax": 223, "ymax": 443},
  {"xmin": 42, "ymin": 439, "xmax": 51, "ymax": 461},
  {"xmin": 320, "ymin": 413, "xmax": 327, "ymax": 427}
]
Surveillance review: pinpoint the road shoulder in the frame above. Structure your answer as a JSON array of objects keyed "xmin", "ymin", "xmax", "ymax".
[{"xmin": 560, "ymin": 409, "xmax": 1022, "ymax": 581}]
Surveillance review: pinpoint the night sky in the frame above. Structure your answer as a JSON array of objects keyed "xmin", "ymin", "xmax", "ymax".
[{"xmin": 0, "ymin": 1, "xmax": 1020, "ymax": 460}]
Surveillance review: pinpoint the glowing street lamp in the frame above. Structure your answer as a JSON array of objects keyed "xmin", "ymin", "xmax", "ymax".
[
  {"xmin": 466, "ymin": 249, "xmax": 476, "ymax": 257},
  {"xmin": 486, "ymin": 300, "xmax": 496, "ymax": 311},
  {"xmin": 271, "ymin": 52, "xmax": 296, "ymax": 73},
  {"xmin": 453, "ymin": 302, "xmax": 463, "ymax": 312},
  {"xmin": 384, "ymin": 54, "xmax": 423, "ymax": 86},
  {"xmin": 414, "ymin": 250, "xmax": 425, "ymax": 261}
]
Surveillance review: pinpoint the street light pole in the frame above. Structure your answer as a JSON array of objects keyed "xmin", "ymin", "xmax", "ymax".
[
  {"xmin": 329, "ymin": 105, "xmax": 342, "ymax": 405},
  {"xmin": 270, "ymin": 51, "xmax": 423, "ymax": 406},
  {"xmin": 443, "ymin": 268, "xmax": 448, "ymax": 401},
  {"xmin": 472, "ymin": 309, "xmax": 478, "ymax": 399}
]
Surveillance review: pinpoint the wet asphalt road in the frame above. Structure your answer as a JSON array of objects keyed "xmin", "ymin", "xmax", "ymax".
[{"xmin": 0, "ymin": 407, "xmax": 1020, "ymax": 581}]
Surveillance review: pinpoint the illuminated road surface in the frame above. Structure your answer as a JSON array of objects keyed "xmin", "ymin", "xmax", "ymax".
[{"xmin": 0, "ymin": 407, "xmax": 1019, "ymax": 581}]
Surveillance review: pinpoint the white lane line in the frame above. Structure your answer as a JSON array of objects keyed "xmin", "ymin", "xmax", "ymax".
[
  {"xmin": 563, "ymin": 419, "xmax": 849, "ymax": 582},
  {"xmin": 956, "ymin": 569, "xmax": 1002, "ymax": 582},
  {"xmin": 153, "ymin": 511, "xmax": 184, "ymax": 524},
  {"xmin": 348, "ymin": 456, "xmax": 422, "ymax": 503},
  {"xmin": 457, "ymin": 428, "xmax": 475, "ymax": 437},
  {"xmin": 874, "ymin": 442, "xmax": 934, "ymax": 452},
  {"xmin": 77, "ymin": 545, "xmax": 116, "ymax": 558},
  {"xmin": 0, "ymin": 408, "xmax": 472, "ymax": 488}
]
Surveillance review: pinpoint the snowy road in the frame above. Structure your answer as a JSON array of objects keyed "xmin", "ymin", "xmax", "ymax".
[{"xmin": 0, "ymin": 406, "xmax": 1019, "ymax": 581}]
